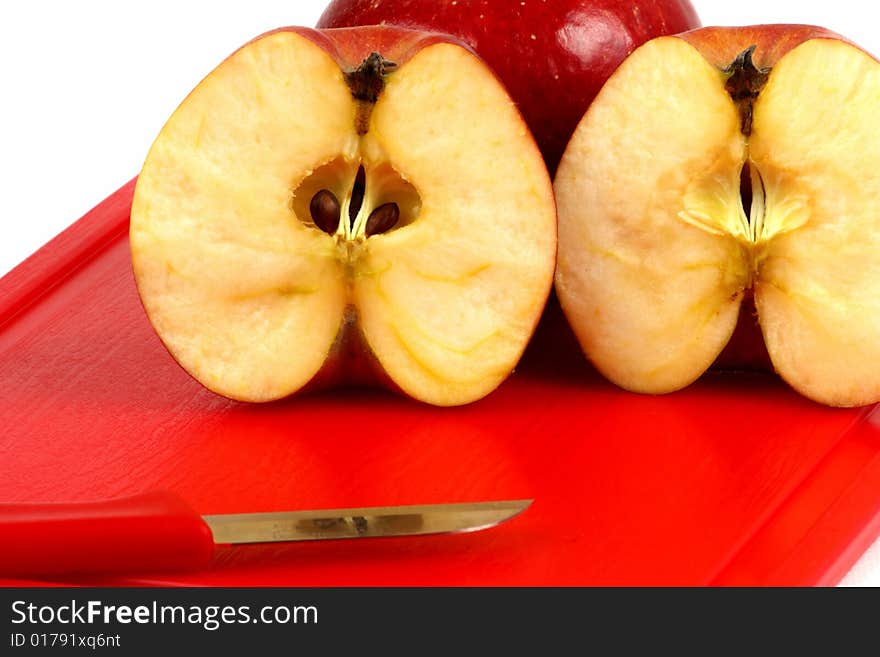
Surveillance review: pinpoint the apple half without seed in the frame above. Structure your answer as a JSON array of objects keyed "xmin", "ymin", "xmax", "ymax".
[
  {"xmin": 130, "ymin": 26, "xmax": 557, "ymax": 406},
  {"xmin": 554, "ymin": 25, "xmax": 880, "ymax": 407}
]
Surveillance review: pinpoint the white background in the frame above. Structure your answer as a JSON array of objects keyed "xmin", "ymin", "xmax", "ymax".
[{"xmin": 1, "ymin": 1, "xmax": 879, "ymax": 585}]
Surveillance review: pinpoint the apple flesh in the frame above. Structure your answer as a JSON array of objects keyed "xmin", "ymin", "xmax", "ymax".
[
  {"xmin": 554, "ymin": 25, "xmax": 880, "ymax": 407},
  {"xmin": 317, "ymin": 0, "xmax": 700, "ymax": 174},
  {"xmin": 130, "ymin": 26, "xmax": 557, "ymax": 406}
]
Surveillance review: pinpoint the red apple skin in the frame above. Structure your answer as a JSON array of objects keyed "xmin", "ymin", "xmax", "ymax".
[
  {"xmin": 676, "ymin": 24, "xmax": 846, "ymax": 70},
  {"xmin": 712, "ymin": 294, "xmax": 772, "ymax": 373},
  {"xmin": 317, "ymin": 0, "xmax": 701, "ymax": 174},
  {"xmin": 233, "ymin": 24, "xmax": 468, "ymax": 73}
]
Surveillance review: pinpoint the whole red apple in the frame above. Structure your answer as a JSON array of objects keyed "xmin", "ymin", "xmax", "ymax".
[{"xmin": 317, "ymin": 0, "xmax": 700, "ymax": 173}]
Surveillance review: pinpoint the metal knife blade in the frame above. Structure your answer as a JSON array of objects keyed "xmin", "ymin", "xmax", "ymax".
[
  {"xmin": 0, "ymin": 493, "xmax": 533, "ymax": 577},
  {"xmin": 203, "ymin": 499, "xmax": 533, "ymax": 544}
]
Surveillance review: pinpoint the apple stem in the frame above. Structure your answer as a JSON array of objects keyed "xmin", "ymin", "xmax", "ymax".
[
  {"xmin": 724, "ymin": 46, "xmax": 771, "ymax": 136},
  {"xmin": 345, "ymin": 52, "xmax": 398, "ymax": 135}
]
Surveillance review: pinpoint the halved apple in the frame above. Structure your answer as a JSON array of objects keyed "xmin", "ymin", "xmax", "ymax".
[
  {"xmin": 130, "ymin": 26, "xmax": 556, "ymax": 406},
  {"xmin": 555, "ymin": 25, "xmax": 880, "ymax": 407}
]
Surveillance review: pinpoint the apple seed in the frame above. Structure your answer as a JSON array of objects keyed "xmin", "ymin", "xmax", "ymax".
[
  {"xmin": 740, "ymin": 161, "xmax": 753, "ymax": 217},
  {"xmin": 365, "ymin": 202, "xmax": 400, "ymax": 236},
  {"xmin": 349, "ymin": 165, "xmax": 366, "ymax": 229},
  {"xmin": 309, "ymin": 189, "xmax": 341, "ymax": 234}
]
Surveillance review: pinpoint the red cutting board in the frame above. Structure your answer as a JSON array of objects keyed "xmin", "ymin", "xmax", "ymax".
[{"xmin": 2, "ymin": 179, "xmax": 880, "ymax": 587}]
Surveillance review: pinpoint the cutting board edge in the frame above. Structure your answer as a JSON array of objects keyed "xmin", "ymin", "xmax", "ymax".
[{"xmin": 709, "ymin": 408, "xmax": 880, "ymax": 586}]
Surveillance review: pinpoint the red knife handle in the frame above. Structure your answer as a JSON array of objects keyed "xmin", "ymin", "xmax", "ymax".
[{"xmin": 0, "ymin": 491, "xmax": 215, "ymax": 578}]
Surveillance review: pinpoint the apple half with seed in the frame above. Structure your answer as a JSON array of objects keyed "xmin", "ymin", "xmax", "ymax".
[
  {"xmin": 130, "ymin": 26, "xmax": 556, "ymax": 406},
  {"xmin": 555, "ymin": 25, "xmax": 880, "ymax": 407}
]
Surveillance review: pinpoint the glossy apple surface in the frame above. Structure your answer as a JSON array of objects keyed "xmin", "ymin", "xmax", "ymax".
[{"xmin": 317, "ymin": 0, "xmax": 700, "ymax": 174}]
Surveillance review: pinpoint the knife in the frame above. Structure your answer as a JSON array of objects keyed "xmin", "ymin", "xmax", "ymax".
[{"xmin": 0, "ymin": 491, "xmax": 531, "ymax": 578}]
